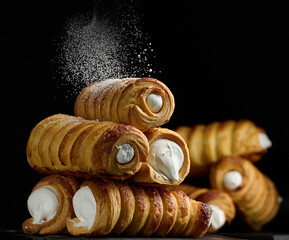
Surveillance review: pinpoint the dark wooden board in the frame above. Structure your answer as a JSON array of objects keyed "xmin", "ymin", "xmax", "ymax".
[{"xmin": 3, "ymin": 230, "xmax": 289, "ymax": 240}]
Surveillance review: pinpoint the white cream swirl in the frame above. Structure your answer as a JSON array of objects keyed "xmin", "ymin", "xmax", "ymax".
[
  {"xmin": 72, "ymin": 186, "xmax": 96, "ymax": 230},
  {"xmin": 149, "ymin": 139, "xmax": 184, "ymax": 181},
  {"xmin": 27, "ymin": 186, "xmax": 58, "ymax": 225},
  {"xmin": 258, "ymin": 132, "xmax": 272, "ymax": 149},
  {"xmin": 208, "ymin": 204, "xmax": 226, "ymax": 231},
  {"xmin": 146, "ymin": 93, "xmax": 163, "ymax": 112},
  {"xmin": 223, "ymin": 170, "xmax": 243, "ymax": 191},
  {"xmin": 116, "ymin": 143, "xmax": 135, "ymax": 164}
]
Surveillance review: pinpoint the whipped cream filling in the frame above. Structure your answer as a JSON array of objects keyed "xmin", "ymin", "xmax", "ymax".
[
  {"xmin": 258, "ymin": 132, "xmax": 272, "ymax": 149},
  {"xmin": 149, "ymin": 139, "xmax": 184, "ymax": 181},
  {"xmin": 146, "ymin": 93, "xmax": 163, "ymax": 112},
  {"xmin": 72, "ymin": 186, "xmax": 96, "ymax": 230},
  {"xmin": 116, "ymin": 143, "xmax": 135, "ymax": 164},
  {"xmin": 27, "ymin": 186, "xmax": 58, "ymax": 225},
  {"xmin": 223, "ymin": 170, "xmax": 243, "ymax": 191},
  {"xmin": 278, "ymin": 196, "xmax": 283, "ymax": 203},
  {"xmin": 208, "ymin": 204, "xmax": 226, "ymax": 231}
]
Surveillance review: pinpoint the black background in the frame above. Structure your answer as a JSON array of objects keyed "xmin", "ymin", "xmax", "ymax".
[{"xmin": 2, "ymin": 0, "xmax": 289, "ymax": 232}]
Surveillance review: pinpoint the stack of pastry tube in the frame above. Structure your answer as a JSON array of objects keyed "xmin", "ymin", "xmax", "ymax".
[
  {"xmin": 23, "ymin": 175, "xmax": 212, "ymax": 237},
  {"xmin": 24, "ymin": 78, "xmax": 210, "ymax": 237},
  {"xmin": 175, "ymin": 119, "xmax": 280, "ymax": 231},
  {"xmin": 73, "ymin": 77, "xmax": 189, "ymax": 185},
  {"xmin": 26, "ymin": 78, "xmax": 190, "ymax": 185}
]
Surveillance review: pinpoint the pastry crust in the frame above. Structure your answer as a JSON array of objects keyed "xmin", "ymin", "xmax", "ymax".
[
  {"xmin": 110, "ymin": 181, "xmax": 135, "ymax": 235},
  {"xmin": 22, "ymin": 175, "xmax": 78, "ymax": 235},
  {"xmin": 182, "ymin": 199, "xmax": 213, "ymax": 237},
  {"xmin": 175, "ymin": 120, "xmax": 269, "ymax": 177},
  {"xmin": 172, "ymin": 184, "xmax": 236, "ymax": 232},
  {"xmin": 133, "ymin": 127, "xmax": 190, "ymax": 186},
  {"xmin": 167, "ymin": 190, "xmax": 192, "ymax": 236},
  {"xmin": 153, "ymin": 188, "xmax": 178, "ymax": 236},
  {"xmin": 67, "ymin": 178, "xmax": 212, "ymax": 237},
  {"xmin": 138, "ymin": 187, "xmax": 163, "ymax": 236},
  {"xmin": 210, "ymin": 156, "xmax": 280, "ymax": 230},
  {"xmin": 26, "ymin": 114, "xmax": 149, "ymax": 179},
  {"xmin": 74, "ymin": 78, "xmax": 175, "ymax": 130},
  {"xmin": 121, "ymin": 184, "xmax": 150, "ymax": 236}
]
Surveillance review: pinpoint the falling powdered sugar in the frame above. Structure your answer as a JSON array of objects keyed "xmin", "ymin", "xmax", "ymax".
[
  {"xmin": 56, "ymin": 1, "xmax": 158, "ymax": 95},
  {"xmin": 57, "ymin": 15, "xmax": 124, "ymax": 92}
]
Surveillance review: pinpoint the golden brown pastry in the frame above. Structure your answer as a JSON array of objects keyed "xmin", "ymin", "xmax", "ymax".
[
  {"xmin": 74, "ymin": 78, "xmax": 175, "ymax": 130},
  {"xmin": 26, "ymin": 114, "xmax": 149, "ymax": 179},
  {"xmin": 172, "ymin": 184, "xmax": 235, "ymax": 232},
  {"xmin": 133, "ymin": 127, "xmax": 190, "ymax": 186},
  {"xmin": 22, "ymin": 174, "xmax": 78, "ymax": 235},
  {"xmin": 210, "ymin": 156, "xmax": 280, "ymax": 230},
  {"xmin": 175, "ymin": 120, "xmax": 272, "ymax": 177},
  {"xmin": 67, "ymin": 178, "xmax": 212, "ymax": 237}
]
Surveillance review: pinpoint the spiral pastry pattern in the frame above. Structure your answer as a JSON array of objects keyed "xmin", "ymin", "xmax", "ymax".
[
  {"xmin": 26, "ymin": 114, "xmax": 149, "ymax": 179},
  {"xmin": 67, "ymin": 178, "xmax": 212, "ymax": 237},
  {"xmin": 210, "ymin": 156, "xmax": 280, "ymax": 230},
  {"xmin": 74, "ymin": 78, "xmax": 175, "ymax": 130},
  {"xmin": 22, "ymin": 175, "xmax": 78, "ymax": 235},
  {"xmin": 172, "ymin": 184, "xmax": 235, "ymax": 232},
  {"xmin": 175, "ymin": 119, "xmax": 271, "ymax": 177}
]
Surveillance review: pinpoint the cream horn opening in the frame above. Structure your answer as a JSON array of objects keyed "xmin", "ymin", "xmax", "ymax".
[
  {"xmin": 149, "ymin": 139, "xmax": 184, "ymax": 181},
  {"xmin": 116, "ymin": 143, "xmax": 135, "ymax": 164},
  {"xmin": 258, "ymin": 132, "xmax": 272, "ymax": 149},
  {"xmin": 208, "ymin": 204, "xmax": 226, "ymax": 231},
  {"xmin": 146, "ymin": 93, "xmax": 163, "ymax": 113},
  {"xmin": 27, "ymin": 186, "xmax": 58, "ymax": 225},
  {"xmin": 72, "ymin": 186, "xmax": 96, "ymax": 230},
  {"xmin": 223, "ymin": 170, "xmax": 243, "ymax": 191}
]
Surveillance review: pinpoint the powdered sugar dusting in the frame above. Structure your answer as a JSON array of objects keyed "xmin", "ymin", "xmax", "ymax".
[
  {"xmin": 57, "ymin": 16, "xmax": 123, "ymax": 92},
  {"xmin": 56, "ymin": 1, "xmax": 158, "ymax": 96}
]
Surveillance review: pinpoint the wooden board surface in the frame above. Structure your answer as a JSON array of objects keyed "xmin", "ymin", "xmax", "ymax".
[{"xmin": 4, "ymin": 230, "xmax": 289, "ymax": 240}]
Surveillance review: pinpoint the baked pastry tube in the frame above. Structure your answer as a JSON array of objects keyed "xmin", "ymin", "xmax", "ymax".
[
  {"xmin": 74, "ymin": 78, "xmax": 175, "ymax": 130},
  {"xmin": 67, "ymin": 178, "xmax": 212, "ymax": 237},
  {"xmin": 133, "ymin": 127, "xmax": 190, "ymax": 186},
  {"xmin": 175, "ymin": 120, "xmax": 272, "ymax": 177},
  {"xmin": 210, "ymin": 156, "xmax": 280, "ymax": 231},
  {"xmin": 26, "ymin": 114, "xmax": 149, "ymax": 179},
  {"xmin": 22, "ymin": 174, "xmax": 78, "ymax": 235},
  {"xmin": 172, "ymin": 184, "xmax": 236, "ymax": 232}
]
